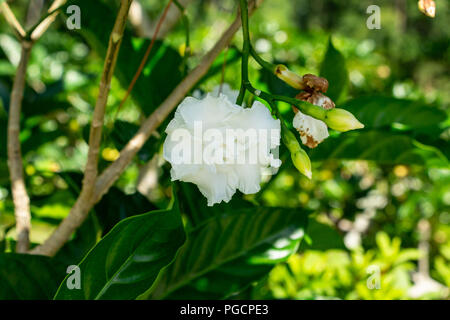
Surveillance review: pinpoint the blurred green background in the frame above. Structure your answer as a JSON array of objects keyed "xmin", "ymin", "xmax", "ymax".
[{"xmin": 0, "ymin": 0, "xmax": 449, "ymax": 299}]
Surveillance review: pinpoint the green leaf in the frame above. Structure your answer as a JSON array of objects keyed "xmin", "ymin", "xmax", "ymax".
[
  {"xmin": 149, "ymin": 207, "xmax": 308, "ymax": 299},
  {"xmin": 179, "ymin": 181, "xmax": 254, "ymax": 227},
  {"xmin": 110, "ymin": 120, "xmax": 161, "ymax": 162},
  {"xmin": 0, "ymin": 253, "xmax": 65, "ymax": 299},
  {"xmin": 342, "ymin": 95, "xmax": 447, "ymax": 132},
  {"xmin": 95, "ymin": 187, "xmax": 158, "ymax": 235},
  {"xmin": 310, "ymin": 130, "xmax": 448, "ymax": 166},
  {"xmin": 319, "ymin": 38, "xmax": 348, "ymax": 102},
  {"xmin": 299, "ymin": 220, "xmax": 346, "ymax": 251},
  {"xmin": 54, "ymin": 213, "xmax": 100, "ymax": 267},
  {"xmin": 59, "ymin": 171, "xmax": 158, "ymax": 235},
  {"xmin": 53, "ymin": 196, "xmax": 186, "ymax": 300},
  {"xmin": 64, "ymin": 0, "xmax": 182, "ymax": 116}
]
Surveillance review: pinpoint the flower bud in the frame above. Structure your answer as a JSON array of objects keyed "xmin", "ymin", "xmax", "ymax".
[
  {"xmin": 302, "ymin": 74, "xmax": 329, "ymax": 93},
  {"xmin": 291, "ymin": 148, "xmax": 312, "ymax": 179},
  {"xmin": 282, "ymin": 127, "xmax": 312, "ymax": 179},
  {"xmin": 275, "ymin": 65, "xmax": 305, "ymax": 90},
  {"xmin": 418, "ymin": 0, "xmax": 435, "ymax": 18},
  {"xmin": 324, "ymin": 108, "xmax": 364, "ymax": 132}
]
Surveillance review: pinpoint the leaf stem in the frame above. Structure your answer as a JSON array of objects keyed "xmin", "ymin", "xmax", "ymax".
[{"xmin": 249, "ymin": 44, "xmax": 276, "ymax": 72}]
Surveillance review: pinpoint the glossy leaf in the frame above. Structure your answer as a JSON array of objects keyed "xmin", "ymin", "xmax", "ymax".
[
  {"xmin": 299, "ymin": 220, "xmax": 346, "ymax": 251},
  {"xmin": 320, "ymin": 38, "xmax": 348, "ymax": 102},
  {"xmin": 54, "ymin": 197, "xmax": 186, "ymax": 300},
  {"xmin": 149, "ymin": 207, "xmax": 308, "ymax": 299},
  {"xmin": 310, "ymin": 130, "xmax": 448, "ymax": 166},
  {"xmin": 178, "ymin": 181, "xmax": 254, "ymax": 227},
  {"xmin": 342, "ymin": 95, "xmax": 447, "ymax": 132},
  {"xmin": 0, "ymin": 253, "xmax": 65, "ymax": 299}
]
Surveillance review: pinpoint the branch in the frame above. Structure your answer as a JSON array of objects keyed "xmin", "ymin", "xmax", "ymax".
[
  {"xmin": 32, "ymin": 0, "xmax": 258, "ymax": 256},
  {"xmin": 7, "ymin": 41, "xmax": 32, "ymax": 253},
  {"xmin": 129, "ymin": 0, "xmax": 193, "ymax": 39},
  {"xmin": 116, "ymin": 0, "xmax": 174, "ymax": 116},
  {"xmin": 0, "ymin": 2, "xmax": 26, "ymax": 38},
  {"xmin": 29, "ymin": 0, "xmax": 67, "ymax": 41},
  {"xmin": 31, "ymin": 0, "xmax": 134, "ymax": 256}
]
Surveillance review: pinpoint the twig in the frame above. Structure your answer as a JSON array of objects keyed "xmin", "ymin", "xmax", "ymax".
[
  {"xmin": 32, "ymin": 0, "xmax": 258, "ymax": 256},
  {"xmin": 0, "ymin": 2, "xmax": 26, "ymax": 38},
  {"xmin": 116, "ymin": 0, "xmax": 173, "ymax": 117},
  {"xmin": 130, "ymin": 0, "xmax": 193, "ymax": 39},
  {"xmin": 30, "ymin": 0, "xmax": 67, "ymax": 41},
  {"xmin": 4, "ymin": 0, "xmax": 67, "ymax": 253},
  {"xmin": 31, "ymin": 0, "xmax": 134, "ymax": 256},
  {"xmin": 7, "ymin": 41, "xmax": 32, "ymax": 253}
]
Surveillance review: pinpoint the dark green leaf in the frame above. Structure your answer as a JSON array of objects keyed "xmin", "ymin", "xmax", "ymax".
[
  {"xmin": 310, "ymin": 130, "xmax": 448, "ymax": 166},
  {"xmin": 342, "ymin": 95, "xmax": 447, "ymax": 133},
  {"xmin": 320, "ymin": 38, "xmax": 348, "ymax": 102},
  {"xmin": 54, "ymin": 196, "xmax": 186, "ymax": 300},
  {"xmin": 95, "ymin": 187, "xmax": 158, "ymax": 235},
  {"xmin": 110, "ymin": 120, "xmax": 161, "ymax": 162},
  {"xmin": 0, "ymin": 253, "xmax": 65, "ymax": 299},
  {"xmin": 299, "ymin": 220, "xmax": 346, "ymax": 251},
  {"xmin": 150, "ymin": 207, "xmax": 308, "ymax": 299},
  {"xmin": 179, "ymin": 181, "xmax": 254, "ymax": 227}
]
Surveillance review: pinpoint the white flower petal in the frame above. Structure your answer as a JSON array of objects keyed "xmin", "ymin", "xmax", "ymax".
[{"xmin": 293, "ymin": 110, "xmax": 329, "ymax": 148}]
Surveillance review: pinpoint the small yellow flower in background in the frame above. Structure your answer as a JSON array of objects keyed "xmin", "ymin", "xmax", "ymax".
[
  {"xmin": 25, "ymin": 165, "xmax": 36, "ymax": 176},
  {"xmin": 394, "ymin": 165, "xmax": 409, "ymax": 178},
  {"xmin": 102, "ymin": 147, "xmax": 120, "ymax": 161},
  {"xmin": 324, "ymin": 108, "xmax": 365, "ymax": 132}
]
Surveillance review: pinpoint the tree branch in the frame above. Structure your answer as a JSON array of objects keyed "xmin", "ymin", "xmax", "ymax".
[
  {"xmin": 7, "ymin": 41, "xmax": 32, "ymax": 253},
  {"xmin": 32, "ymin": 0, "xmax": 258, "ymax": 256},
  {"xmin": 4, "ymin": 0, "xmax": 67, "ymax": 253},
  {"xmin": 129, "ymin": 0, "xmax": 193, "ymax": 39},
  {"xmin": 0, "ymin": 2, "xmax": 26, "ymax": 39},
  {"xmin": 31, "ymin": 0, "xmax": 134, "ymax": 256}
]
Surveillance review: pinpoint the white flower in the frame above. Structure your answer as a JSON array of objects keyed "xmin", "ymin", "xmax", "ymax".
[
  {"xmin": 163, "ymin": 93, "xmax": 281, "ymax": 206},
  {"xmin": 193, "ymin": 83, "xmax": 240, "ymax": 104}
]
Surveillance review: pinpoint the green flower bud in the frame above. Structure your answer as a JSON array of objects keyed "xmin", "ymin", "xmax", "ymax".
[
  {"xmin": 275, "ymin": 65, "xmax": 305, "ymax": 90},
  {"xmin": 281, "ymin": 126, "xmax": 312, "ymax": 179},
  {"xmin": 291, "ymin": 148, "xmax": 312, "ymax": 179},
  {"xmin": 324, "ymin": 108, "xmax": 364, "ymax": 132}
]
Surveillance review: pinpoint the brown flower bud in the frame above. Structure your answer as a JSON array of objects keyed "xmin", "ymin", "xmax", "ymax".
[
  {"xmin": 418, "ymin": 0, "xmax": 436, "ymax": 18},
  {"xmin": 295, "ymin": 91, "xmax": 335, "ymax": 110},
  {"xmin": 302, "ymin": 74, "xmax": 329, "ymax": 93}
]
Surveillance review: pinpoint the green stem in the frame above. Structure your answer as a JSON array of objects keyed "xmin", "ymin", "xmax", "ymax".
[
  {"xmin": 236, "ymin": 0, "xmax": 250, "ymax": 105},
  {"xmin": 249, "ymin": 45, "xmax": 276, "ymax": 72},
  {"xmin": 235, "ymin": 0, "xmax": 327, "ymax": 122}
]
